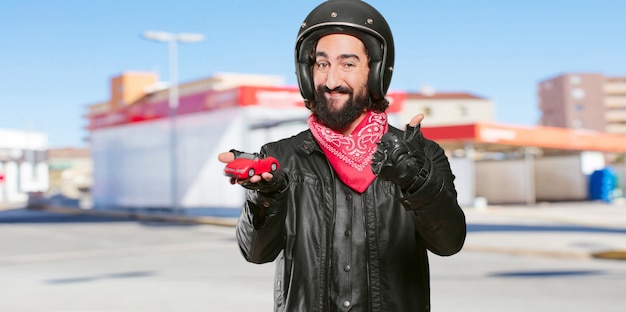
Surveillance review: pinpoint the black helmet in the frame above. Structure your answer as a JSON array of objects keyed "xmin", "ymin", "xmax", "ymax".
[{"xmin": 295, "ymin": 0, "xmax": 395, "ymax": 104}]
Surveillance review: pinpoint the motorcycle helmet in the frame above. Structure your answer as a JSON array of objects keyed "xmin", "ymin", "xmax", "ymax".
[{"xmin": 295, "ymin": 0, "xmax": 395, "ymax": 104}]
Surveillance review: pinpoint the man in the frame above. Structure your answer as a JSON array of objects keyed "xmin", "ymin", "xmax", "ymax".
[{"xmin": 218, "ymin": 0, "xmax": 466, "ymax": 311}]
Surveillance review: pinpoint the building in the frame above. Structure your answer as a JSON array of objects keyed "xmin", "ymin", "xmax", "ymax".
[
  {"xmin": 423, "ymin": 122, "xmax": 626, "ymax": 205},
  {"xmin": 86, "ymin": 71, "xmax": 626, "ymax": 214},
  {"xmin": 0, "ymin": 128, "xmax": 49, "ymax": 204},
  {"xmin": 538, "ymin": 73, "xmax": 626, "ymax": 134},
  {"xmin": 86, "ymin": 71, "xmax": 406, "ymax": 215},
  {"xmin": 47, "ymin": 147, "xmax": 92, "ymax": 200},
  {"xmin": 400, "ymin": 89, "xmax": 494, "ymax": 126}
]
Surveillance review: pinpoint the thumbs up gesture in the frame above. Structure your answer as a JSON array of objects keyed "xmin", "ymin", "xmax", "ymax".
[{"xmin": 371, "ymin": 114, "xmax": 428, "ymax": 191}]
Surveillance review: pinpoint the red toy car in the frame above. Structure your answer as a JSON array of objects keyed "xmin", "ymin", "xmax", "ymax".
[{"xmin": 224, "ymin": 153, "xmax": 280, "ymax": 179}]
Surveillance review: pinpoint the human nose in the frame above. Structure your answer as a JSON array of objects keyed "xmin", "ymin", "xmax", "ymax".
[{"xmin": 324, "ymin": 66, "xmax": 343, "ymax": 90}]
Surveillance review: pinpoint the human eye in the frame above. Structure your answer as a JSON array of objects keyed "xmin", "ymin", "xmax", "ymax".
[
  {"xmin": 341, "ymin": 61, "xmax": 357, "ymax": 72},
  {"xmin": 315, "ymin": 61, "xmax": 330, "ymax": 72}
]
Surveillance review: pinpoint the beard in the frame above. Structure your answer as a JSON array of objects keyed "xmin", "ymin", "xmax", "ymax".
[{"xmin": 313, "ymin": 84, "xmax": 370, "ymax": 132}]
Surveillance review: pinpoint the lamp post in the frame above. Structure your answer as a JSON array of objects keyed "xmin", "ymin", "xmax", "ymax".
[{"xmin": 142, "ymin": 31, "xmax": 205, "ymax": 213}]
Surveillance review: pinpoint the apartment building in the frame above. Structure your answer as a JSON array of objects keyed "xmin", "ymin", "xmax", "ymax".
[{"xmin": 538, "ymin": 73, "xmax": 626, "ymax": 134}]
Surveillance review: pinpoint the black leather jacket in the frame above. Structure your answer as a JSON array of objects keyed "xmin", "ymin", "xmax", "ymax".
[{"xmin": 236, "ymin": 126, "xmax": 466, "ymax": 312}]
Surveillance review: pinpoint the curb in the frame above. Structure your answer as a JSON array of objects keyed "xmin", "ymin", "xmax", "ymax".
[
  {"xmin": 462, "ymin": 245, "xmax": 591, "ymax": 260},
  {"xmin": 464, "ymin": 208, "xmax": 626, "ymax": 231},
  {"xmin": 32, "ymin": 205, "xmax": 237, "ymax": 227},
  {"xmin": 591, "ymin": 250, "xmax": 626, "ymax": 261}
]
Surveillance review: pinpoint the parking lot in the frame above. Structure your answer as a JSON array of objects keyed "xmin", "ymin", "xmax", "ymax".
[{"xmin": 1, "ymin": 203, "xmax": 625, "ymax": 311}]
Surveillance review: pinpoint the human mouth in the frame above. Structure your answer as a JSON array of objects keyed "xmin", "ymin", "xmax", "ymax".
[{"xmin": 327, "ymin": 91, "xmax": 347, "ymax": 97}]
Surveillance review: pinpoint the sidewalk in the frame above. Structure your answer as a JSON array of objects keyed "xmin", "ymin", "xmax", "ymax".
[
  {"xmin": 465, "ymin": 200, "xmax": 626, "ymax": 230},
  {"xmin": 462, "ymin": 200, "xmax": 626, "ymax": 260},
  {"xmin": 0, "ymin": 201, "xmax": 27, "ymax": 211},
  {"xmin": 4, "ymin": 200, "xmax": 626, "ymax": 260}
]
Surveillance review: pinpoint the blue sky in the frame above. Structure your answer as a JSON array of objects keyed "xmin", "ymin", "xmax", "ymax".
[{"xmin": 2, "ymin": 0, "xmax": 625, "ymax": 148}]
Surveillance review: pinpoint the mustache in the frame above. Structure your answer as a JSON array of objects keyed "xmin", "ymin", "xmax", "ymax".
[{"xmin": 324, "ymin": 85, "xmax": 352, "ymax": 94}]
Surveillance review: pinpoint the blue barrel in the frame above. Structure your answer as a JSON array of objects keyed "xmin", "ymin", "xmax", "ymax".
[{"xmin": 588, "ymin": 168, "xmax": 616, "ymax": 203}]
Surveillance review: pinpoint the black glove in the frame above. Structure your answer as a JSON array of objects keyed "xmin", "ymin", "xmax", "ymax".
[
  {"xmin": 371, "ymin": 124, "xmax": 428, "ymax": 191},
  {"xmin": 230, "ymin": 149, "xmax": 288, "ymax": 195},
  {"xmin": 241, "ymin": 169, "xmax": 288, "ymax": 195}
]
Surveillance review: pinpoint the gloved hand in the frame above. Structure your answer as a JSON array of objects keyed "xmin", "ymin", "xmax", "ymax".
[
  {"xmin": 371, "ymin": 123, "xmax": 428, "ymax": 191},
  {"xmin": 229, "ymin": 149, "xmax": 288, "ymax": 195},
  {"xmin": 241, "ymin": 170, "xmax": 288, "ymax": 195}
]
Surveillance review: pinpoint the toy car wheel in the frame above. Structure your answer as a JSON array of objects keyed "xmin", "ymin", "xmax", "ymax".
[
  {"xmin": 247, "ymin": 168, "xmax": 255, "ymax": 177},
  {"xmin": 270, "ymin": 163, "xmax": 277, "ymax": 172}
]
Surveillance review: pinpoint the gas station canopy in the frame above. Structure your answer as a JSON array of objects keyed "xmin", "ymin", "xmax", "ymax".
[{"xmin": 422, "ymin": 122, "xmax": 626, "ymax": 154}]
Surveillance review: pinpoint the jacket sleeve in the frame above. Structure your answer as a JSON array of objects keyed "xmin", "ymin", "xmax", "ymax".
[
  {"xmin": 235, "ymin": 147, "xmax": 289, "ymax": 264},
  {"xmin": 399, "ymin": 139, "xmax": 467, "ymax": 256}
]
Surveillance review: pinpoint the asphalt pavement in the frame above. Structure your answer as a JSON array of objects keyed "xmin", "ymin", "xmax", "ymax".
[
  {"xmin": 1, "ymin": 199, "xmax": 626, "ymax": 311},
  {"xmin": 3, "ymin": 199, "xmax": 626, "ymax": 261}
]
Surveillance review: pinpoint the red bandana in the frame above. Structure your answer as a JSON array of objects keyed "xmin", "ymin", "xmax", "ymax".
[{"xmin": 308, "ymin": 111, "xmax": 388, "ymax": 193}]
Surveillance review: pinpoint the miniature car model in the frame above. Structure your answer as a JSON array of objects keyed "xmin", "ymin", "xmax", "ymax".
[{"xmin": 224, "ymin": 153, "xmax": 280, "ymax": 179}]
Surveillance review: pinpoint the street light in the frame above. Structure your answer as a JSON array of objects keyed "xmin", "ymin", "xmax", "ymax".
[{"xmin": 142, "ymin": 30, "xmax": 205, "ymax": 214}]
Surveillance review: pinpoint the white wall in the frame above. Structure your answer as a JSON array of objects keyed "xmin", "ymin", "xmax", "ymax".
[
  {"xmin": 91, "ymin": 108, "xmax": 243, "ymax": 209},
  {"xmin": 534, "ymin": 155, "xmax": 587, "ymax": 201},
  {"xmin": 475, "ymin": 159, "xmax": 532, "ymax": 204},
  {"xmin": 0, "ymin": 129, "xmax": 48, "ymax": 203},
  {"xmin": 90, "ymin": 103, "xmax": 419, "ymax": 214},
  {"xmin": 474, "ymin": 154, "xmax": 600, "ymax": 204},
  {"xmin": 90, "ymin": 106, "xmax": 311, "ymax": 211},
  {"xmin": 401, "ymin": 98, "xmax": 494, "ymax": 126},
  {"xmin": 91, "ymin": 118, "xmax": 169, "ymax": 208},
  {"xmin": 0, "ymin": 162, "xmax": 20, "ymax": 202},
  {"xmin": 448, "ymin": 157, "xmax": 475, "ymax": 207}
]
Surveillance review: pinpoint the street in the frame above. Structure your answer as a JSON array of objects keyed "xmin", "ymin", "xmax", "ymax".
[{"xmin": 0, "ymin": 206, "xmax": 625, "ymax": 312}]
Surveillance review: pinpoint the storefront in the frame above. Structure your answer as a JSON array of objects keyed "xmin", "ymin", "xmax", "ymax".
[
  {"xmin": 423, "ymin": 123, "xmax": 626, "ymax": 205},
  {"xmin": 87, "ymin": 78, "xmax": 406, "ymax": 216}
]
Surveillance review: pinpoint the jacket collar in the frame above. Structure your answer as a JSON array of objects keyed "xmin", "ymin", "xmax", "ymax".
[{"xmin": 300, "ymin": 130, "xmax": 321, "ymax": 155}]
